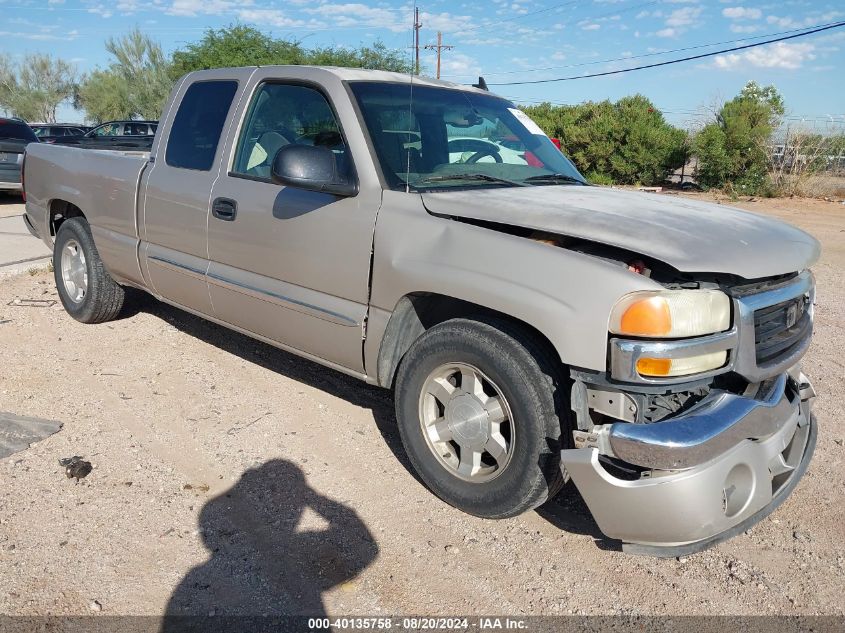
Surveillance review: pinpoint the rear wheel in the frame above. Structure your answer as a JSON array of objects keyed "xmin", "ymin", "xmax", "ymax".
[
  {"xmin": 54, "ymin": 217, "xmax": 125, "ymax": 323},
  {"xmin": 394, "ymin": 318, "xmax": 567, "ymax": 519}
]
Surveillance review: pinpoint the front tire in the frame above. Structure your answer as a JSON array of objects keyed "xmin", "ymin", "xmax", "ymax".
[
  {"xmin": 394, "ymin": 318, "xmax": 567, "ymax": 519},
  {"xmin": 54, "ymin": 217, "xmax": 125, "ymax": 323}
]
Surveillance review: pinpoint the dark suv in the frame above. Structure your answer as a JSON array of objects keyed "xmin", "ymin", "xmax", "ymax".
[
  {"xmin": 31, "ymin": 124, "xmax": 91, "ymax": 144},
  {"xmin": 0, "ymin": 118, "xmax": 38, "ymax": 195},
  {"xmin": 56, "ymin": 120, "xmax": 158, "ymax": 150}
]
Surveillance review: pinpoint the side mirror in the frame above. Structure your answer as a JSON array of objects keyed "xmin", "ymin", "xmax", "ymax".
[{"xmin": 270, "ymin": 144, "xmax": 358, "ymax": 197}]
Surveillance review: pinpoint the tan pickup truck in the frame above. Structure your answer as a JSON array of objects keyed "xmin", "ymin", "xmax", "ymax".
[{"xmin": 23, "ymin": 66, "xmax": 820, "ymax": 556}]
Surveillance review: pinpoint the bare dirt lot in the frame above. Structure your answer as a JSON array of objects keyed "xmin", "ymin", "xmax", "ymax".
[{"xmin": 0, "ymin": 194, "xmax": 843, "ymax": 618}]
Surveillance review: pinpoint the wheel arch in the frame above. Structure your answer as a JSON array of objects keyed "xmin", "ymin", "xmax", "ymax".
[
  {"xmin": 374, "ymin": 292, "xmax": 564, "ymax": 389},
  {"xmin": 49, "ymin": 199, "xmax": 87, "ymax": 237}
]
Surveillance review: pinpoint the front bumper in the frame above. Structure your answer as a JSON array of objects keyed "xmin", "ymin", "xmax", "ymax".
[{"xmin": 561, "ymin": 370, "xmax": 815, "ymax": 556}]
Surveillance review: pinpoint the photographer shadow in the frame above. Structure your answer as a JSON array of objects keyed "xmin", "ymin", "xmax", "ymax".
[{"xmin": 163, "ymin": 459, "xmax": 378, "ymax": 627}]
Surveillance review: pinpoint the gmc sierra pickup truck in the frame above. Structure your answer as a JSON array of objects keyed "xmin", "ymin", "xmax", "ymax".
[{"xmin": 23, "ymin": 66, "xmax": 819, "ymax": 556}]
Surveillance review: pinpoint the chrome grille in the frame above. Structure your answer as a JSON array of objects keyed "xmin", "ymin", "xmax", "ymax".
[
  {"xmin": 731, "ymin": 271, "xmax": 814, "ymax": 383},
  {"xmin": 753, "ymin": 295, "xmax": 811, "ymax": 366}
]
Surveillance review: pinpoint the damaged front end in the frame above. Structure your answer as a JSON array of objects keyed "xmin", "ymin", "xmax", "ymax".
[{"xmin": 561, "ymin": 270, "xmax": 817, "ymax": 556}]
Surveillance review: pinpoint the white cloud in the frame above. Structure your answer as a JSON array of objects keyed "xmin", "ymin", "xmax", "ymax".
[
  {"xmin": 0, "ymin": 29, "xmax": 78, "ymax": 40},
  {"xmin": 303, "ymin": 3, "xmax": 405, "ymax": 32},
  {"xmin": 430, "ymin": 51, "xmax": 479, "ymax": 77},
  {"xmin": 165, "ymin": 0, "xmax": 245, "ymax": 17},
  {"xmin": 722, "ymin": 7, "xmax": 762, "ymax": 20},
  {"xmin": 238, "ymin": 9, "xmax": 306, "ymax": 27},
  {"xmin": 666, "ymin": 6, "xmax": 702, "ymax": 27},
  {"xmin": 420, "ymin": 11, "xmax": 475, "ymax": 34},
  {"xmin": 656, "ymin": 27, "xmax": 678, "ymax": 38},
  {"xmin": 713, "ymin": 42, "xmax": 816, "ymax": 70},
  {"xmin": 581, "ymin": 23, "xmax": 601, "ymax": 30},
  {"xmin": 766, "ymin": 11, "xmax": 844, "ymax": 29},
  {"xmin": 730, "ymin": 23, "xmax": 760, "ymax": 33}
]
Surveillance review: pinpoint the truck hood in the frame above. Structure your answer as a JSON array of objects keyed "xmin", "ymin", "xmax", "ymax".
[{"xmin": 421, "ymin": 186, "xmax": 820, "ymax": 279}]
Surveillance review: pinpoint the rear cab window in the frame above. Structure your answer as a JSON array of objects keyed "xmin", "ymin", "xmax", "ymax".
[{"xmin": 166, "ymin": 80, "xmax": 238, "ymax": 171}]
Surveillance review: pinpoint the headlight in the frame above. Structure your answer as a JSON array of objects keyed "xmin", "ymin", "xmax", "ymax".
[
  {"xmin": 610, "ymin": 289, "xmax": 731, "ymax": 338},
  {"xmin": 610, "ymin": 289, "xmax": 732, "ymax": 378}
]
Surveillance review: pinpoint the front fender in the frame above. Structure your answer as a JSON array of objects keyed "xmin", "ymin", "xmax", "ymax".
[{"xmin": 367, "ymin": 191, "xmax": 661, "ymax": 376}]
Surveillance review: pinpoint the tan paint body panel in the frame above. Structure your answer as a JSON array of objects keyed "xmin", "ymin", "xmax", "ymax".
[{"xmin": 21, "ymin": 65, "xmax": 817, "ymax": 380}]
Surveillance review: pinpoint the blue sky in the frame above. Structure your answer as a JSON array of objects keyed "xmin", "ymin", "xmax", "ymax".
[{"xmin": 2, "ymin": 0, "xmax": 843, "ymax": 128}]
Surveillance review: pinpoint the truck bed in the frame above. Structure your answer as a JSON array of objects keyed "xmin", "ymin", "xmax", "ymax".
[{"xmin": 24, "ymin": 143, "xmax": 150, "ymax": 284}]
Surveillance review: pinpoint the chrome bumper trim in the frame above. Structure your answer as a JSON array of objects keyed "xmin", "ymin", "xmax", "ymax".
[
  {"xmin": 606, "ymin": 373, "xmax": 793, "ymax": 470},
  {"xmin": 561, "ymin": 381, "xmax": 815, "ymax": 553},
  {"xmin": 610, "ymin": 327, "xmax": 737, "ymax": 385}
]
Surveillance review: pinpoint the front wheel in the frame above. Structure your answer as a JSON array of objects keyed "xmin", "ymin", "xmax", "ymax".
[
  {"xmin": 54, "ymin": 217, "xmax": 125, "ymax": 323},
  {"xmin": 394, "ymin": 318, "xmax": 567, "ymax": 519}
]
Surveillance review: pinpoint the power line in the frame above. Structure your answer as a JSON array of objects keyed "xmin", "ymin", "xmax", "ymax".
[
  {"xmin": 489, "ymin": 20, "xmax": 845, "ymax": 85},
  {"xmin": 448, "ymin": 20, "xmax": 845, "ymax": 78}
]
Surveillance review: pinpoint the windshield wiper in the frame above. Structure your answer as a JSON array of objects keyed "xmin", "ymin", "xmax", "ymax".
[
  {"xmin": 411, "ymin": 173, "xmax": 529, "ymax": 188},
  {"xmin": 522, "ymin": 173, "xmax": 586, "ymax": 185}
]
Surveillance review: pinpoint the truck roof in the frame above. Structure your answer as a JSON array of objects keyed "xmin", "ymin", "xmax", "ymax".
[{"xmin": 182, "ymin": 65, "xmax": 491, "ymax": 94}]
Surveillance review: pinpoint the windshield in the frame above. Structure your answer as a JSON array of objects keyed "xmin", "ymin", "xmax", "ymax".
[
  {"xmin": 0, "ymin": 120, "xmax": 38, "ymax": 142},
  {"xmin": 349, "ymin": 82, "xmax": 585, "ymax": 191}
]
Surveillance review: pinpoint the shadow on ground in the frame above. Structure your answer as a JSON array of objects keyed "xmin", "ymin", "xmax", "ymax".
[
  {"xmin": 129, "ymin": 295, "xmax": 609, "ymax": 554},
  {"xmin": 162, "ymin": 458, "xmax": 378, "ymax": 625}
]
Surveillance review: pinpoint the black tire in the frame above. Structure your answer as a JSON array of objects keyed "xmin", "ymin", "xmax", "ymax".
[
  {"xmin": 53, "ymin": 217, "xmax": 125, "ymax": 323},
  {"xmin": 394, "ymin": 317, "xmax": 568, "ymax": 519}
]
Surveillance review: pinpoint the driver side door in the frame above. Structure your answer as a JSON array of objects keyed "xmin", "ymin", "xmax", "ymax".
[{"xmin": 206, "ymin": 79, "xmax": 381, "ymax": 372}]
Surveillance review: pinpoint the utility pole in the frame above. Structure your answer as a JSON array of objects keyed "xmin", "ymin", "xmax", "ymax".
[
  {"xmin": 413, "ymin": 7, "xmax": 422, "ymax": 76},
  {"xmin": 424, "ymin": 31, "xmax": 454, "ymax": 79}
]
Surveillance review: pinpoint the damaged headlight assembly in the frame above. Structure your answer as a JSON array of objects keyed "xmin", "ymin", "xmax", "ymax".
[{"xmin": 609, "ymin": 289, "xmax": 733, "ymax": 378}]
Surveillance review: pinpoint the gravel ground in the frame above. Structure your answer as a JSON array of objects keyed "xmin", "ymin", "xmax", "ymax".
[{"xmin": 0, "ymin": 194, "xmax": 843, "ymax": 617}]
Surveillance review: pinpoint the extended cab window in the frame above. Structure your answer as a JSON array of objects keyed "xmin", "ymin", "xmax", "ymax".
[
  {"xmin": 232, "ymin": 83, "xmax": 349, "ymax": 181},
  {"xmin": 166, "ymin": 80, "xmax": 238, "ymax": 171}
]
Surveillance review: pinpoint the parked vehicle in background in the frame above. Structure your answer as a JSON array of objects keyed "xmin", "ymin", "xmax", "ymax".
[
  {"xmin": 54, "ymin": 120, "xmax": 158, "ymax": 151},
  {"xmin": 23, "ymin": 67, "xmax": 819, "ymax": 556},
  {"xmin": 86, "ymin": 120, "xmax": 157, "ymax": 138},
  {"xmin": 31, "ymin": 124, "xmax": 91, "ymax": 143},
  {"xmin": 0, "ymin": 117, "xmax": 38, "ymax": 194}
]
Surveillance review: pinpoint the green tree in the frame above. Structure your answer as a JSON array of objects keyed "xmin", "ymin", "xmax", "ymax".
[
  {"xmin": 307, "ymin": 41, "xmax": 413, "ymax": 73},
  {"xmin": 77, "ymin": 29, "xmax": 172, "ymax": 122},
  {"xmin": 170, "ymin": 25, "xmax": 413, "ymax": 78},
  {"xmin": 75, "ymin": 70, "xmax": 132, "ymax": 123},
  {"xmin": 170, "ymin": 25, "xmax": 307, "ymax": 79},
  {"xmin": 692, "ymin": 81, "xmax": 784, "ymax": 194},
  {"xmin": 523, "ymin": 96, "xmax": 687, "ymax": 185},
  {"xmin": 0, "ymin": 53, "xmax": 78, "ymax": 122}
]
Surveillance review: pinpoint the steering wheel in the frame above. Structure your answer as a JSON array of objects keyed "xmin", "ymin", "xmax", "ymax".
[{"xmin": 466, "ymin": 148, "xmax": 503, "ymax": 164}]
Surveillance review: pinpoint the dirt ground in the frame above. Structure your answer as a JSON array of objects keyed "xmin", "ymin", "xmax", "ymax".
[{"xmin": 0, "ymin": 193, "xmax": 843, "ymax": 618}]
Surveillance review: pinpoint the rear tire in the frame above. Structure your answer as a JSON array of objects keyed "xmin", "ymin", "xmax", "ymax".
[
  {"xmin": 54, "ymin": 217, "xmax": 125, "ymax": 323},
  {"xmin": 394, "ymin": 317, "xmax": 567, "ymax": 519}
]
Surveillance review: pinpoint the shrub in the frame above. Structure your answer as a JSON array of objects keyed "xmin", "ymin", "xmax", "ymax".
[
  {"xmin": 522, "ymin": 96, "xmax": 687, "ymax": 186},
  {"xmin": 692, "ymin": 81, "xmax": 783, "ymax": 195}
]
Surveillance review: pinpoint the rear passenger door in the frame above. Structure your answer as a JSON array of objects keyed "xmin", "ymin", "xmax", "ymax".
[{"xmin": 140, "ymin": 76, "xmax": 240, "ymax": 315}]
